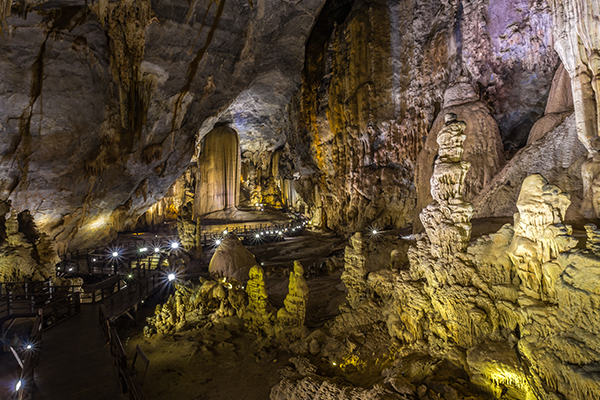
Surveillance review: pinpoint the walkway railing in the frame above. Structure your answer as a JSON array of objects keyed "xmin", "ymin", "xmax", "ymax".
[
  {"xmin": 57, "ymin": 218, "xmax": 309, "ymax": 276},
  {"xmin": 0, "ymin": 285, "xmax": 80, "ymax": 329},
  {"xmin": 200, "ymin": 220, "xmax": 308, "ymax": 246},
  {"xmin": 15, "ymin": 309, "xmax": 43, "ymax": 400},
  {"xmin": 101, "ymin": 272, "xmax": 164, "ymax": 321},
  {"xmin": 100, "ymin": 305, "xmax": 148, "ymax": 400}
]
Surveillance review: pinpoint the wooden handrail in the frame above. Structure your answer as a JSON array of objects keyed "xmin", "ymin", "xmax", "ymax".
[
  {"xmin": 17, "ymin": 309, "xmax": 43, "ymax": 400},
  {"xmin": 132, "ymin": 345, "xmax": 149, "ymax": 386},
  {"xmin": 101, "ymin": 309, "xmax": 147, "ymax": 400}
]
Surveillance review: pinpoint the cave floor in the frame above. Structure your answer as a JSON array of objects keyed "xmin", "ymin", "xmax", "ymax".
[
  {"xmin": 114, "ymin": 220, "xmax": 594, "ymax": 399},
  {"xmin": 118, "ymin": 231, "xmax": 349, "ymax": 399}
]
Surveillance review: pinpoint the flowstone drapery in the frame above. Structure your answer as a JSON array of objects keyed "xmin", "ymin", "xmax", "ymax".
[
  {"xmin": 549, "ymin": 0, "xmax": 600, "ymax": 219},
  {"xmin": 420, "ymin": 113, "xmax": 473, "ymax": 259}
]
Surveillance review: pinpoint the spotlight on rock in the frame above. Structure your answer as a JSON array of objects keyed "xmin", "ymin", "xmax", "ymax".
[{"xmin": 367, "ymin": 224, "xmax": 382, "ymax": 238}]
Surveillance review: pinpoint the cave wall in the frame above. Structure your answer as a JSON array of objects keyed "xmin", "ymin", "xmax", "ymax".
[
  {"xmin": 0, "ymin": 0, "xmax": 325, "ymax": 251},
  {"xmin": 281, "ymin": 0, "xmax": 559, "ymax": 234}
]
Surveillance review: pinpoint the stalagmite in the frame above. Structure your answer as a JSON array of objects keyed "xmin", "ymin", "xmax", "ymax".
[
  {"xmin": 277, "ymin": 261, "xmax": 309, "ymax": 328},
  {"xmin": 244, "ymin": 265, "xmax": 274, "ymax": 335},
  {"xmin": 507, "ymin": 174, "xmax": 577, "ymax": 302},
  {"xmin": 195, "ymin": 126, "xmax": 241, "ymax": 216},
  {"xmin": 419, "ymin": 113, "xmax": 474, "ymax": 258}
]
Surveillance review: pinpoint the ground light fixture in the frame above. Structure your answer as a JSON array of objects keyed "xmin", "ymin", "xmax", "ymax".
[
  {"xmin": 139, "ymin": 247, "xmax": 148, "ymax": 253},
  {"xmin": 170, "ymin": 242, "xmax": 179, "ymax": 249},
  {"xmin": 167, "ymin": 273, "xmax": 176, "ymax": 282},
  {"xmin": 154, "ymin": 247, "xmax": 160, "ymax": 253},
  {"xmin": 215, "ymin": 239, "xmax": 222, "ymax": 245},
  {"xmin": 112, "ymin": 251, "xmax": 119, "ymax": 257}
]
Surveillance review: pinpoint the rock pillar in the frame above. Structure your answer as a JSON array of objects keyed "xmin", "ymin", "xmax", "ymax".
[
  {"xmin": 549, "ymin": 0, "xmax": 600, "ymax": 217},
  {"xmin": 419, "ymin": 113, "xmax": 474, "ymax": 259}
]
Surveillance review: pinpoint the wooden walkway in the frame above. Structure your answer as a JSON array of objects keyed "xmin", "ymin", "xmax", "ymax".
[{"xmin": 32, "ymin": 305, "xmax": 127, "ymax": 400}]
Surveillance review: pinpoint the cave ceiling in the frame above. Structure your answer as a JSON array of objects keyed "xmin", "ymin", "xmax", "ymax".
[
  {"xmin": 0, "ymin": 0, "xmax": 581, "ymax": 250},
  {"xmin": 0, "ymin": 0, "xmax": 325, "ymax": 249}
]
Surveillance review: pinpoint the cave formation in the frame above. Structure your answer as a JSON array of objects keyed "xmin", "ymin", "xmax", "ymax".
[{"xmin": 1, "ymin": 0, "xmax": 600, "ymax": 399}]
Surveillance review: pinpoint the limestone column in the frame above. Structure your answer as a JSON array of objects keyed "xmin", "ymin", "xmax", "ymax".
[
  {"xmin": 195, "ymin": 126, "xmax": 241, "ymax": 216},
  {"xmin": 550, "ymin": 0, "xmax": 600, "ymax": 218}
]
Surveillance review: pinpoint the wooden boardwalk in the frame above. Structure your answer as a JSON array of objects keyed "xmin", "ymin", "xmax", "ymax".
[{"xmin": 32, "ymin": 305, "xmax": 127, "ymax": 400}]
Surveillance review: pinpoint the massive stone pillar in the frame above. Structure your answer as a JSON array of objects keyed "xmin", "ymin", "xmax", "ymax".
[
  {"xmin": 195, "ymin": 126, "xmax": 241, "ymax": 216},
  {"xmin": 419, "ymin": 113, "xmax": 474, "ymax": 259},
  {"xmin": 550, "ymin": 0, "xmax": 600, "ymax": 218}
]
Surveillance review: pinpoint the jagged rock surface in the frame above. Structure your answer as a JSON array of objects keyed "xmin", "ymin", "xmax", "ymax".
[
  {"xmin": 282, "ymin": 0, "xmax": 557, "ymax": 234},
  {"xmin": 0, "ymin": 205, "xmax": 59, "ymax": 282},
  {"xmin": 473, "ymin": 113, "xmax": 587, "ymax": 221},
  {"xmin": 415, "ymin": 80, "xmax": 504, "ymax": 230},
  {"xmin": 327, "ymin": 172, "xmax": 600, "ymax": 399},
  {"xmin": 0, "ymin": 0, "xmax": 324, "ymax": 250}
]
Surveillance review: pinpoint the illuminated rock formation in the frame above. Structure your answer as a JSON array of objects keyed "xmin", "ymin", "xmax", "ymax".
[
  {"xmin": 549, "ymin": 0, "xmax": 600, "ymax": 219},
  {"xmin": 244, "ymin": 265, "xmax": 274, "ymax": 335},
  {"xmin": 419, "ymin": 113, "xmax": 473, "ymax": 259},
  {"xmin": 208, "ymin": 233, "xmax": 257, "ymax": 281},
  {"xmin": 145, "ymin": 278, "xmax": 247, "ymax": 335},
  {"xmin": 507, "ymin": 174, "xmax": 577, "ymax": 302},
  {"xmin": 277, "ymin": 261, "xmax": 309, "ymax": 329},
  {"xmin": 0, "ymin": 207, "xmax": 59, "ymax": 282},
  {"xmin": 340, "ymin": 233, "xmax": 368, "ymax": 309},
  {"xmin": 415, "ymin": 79, "xmax": 505, "ymax": 230},
  {"xmin": 585, "ymin": 223, "xmax": 600, "ymax": 255},
  {"xmin": 195, "ymin": 126, "xmax": 241, "ymax": 217}
]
